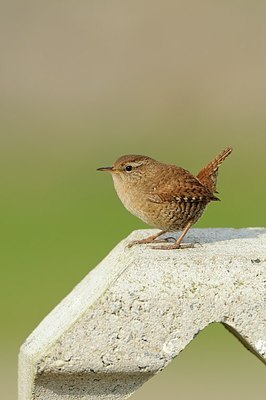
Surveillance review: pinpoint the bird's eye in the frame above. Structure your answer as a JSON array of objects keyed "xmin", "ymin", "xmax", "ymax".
[{"xmin": 125, "ymin": 165, "xmax": 133, "ymax": 172}]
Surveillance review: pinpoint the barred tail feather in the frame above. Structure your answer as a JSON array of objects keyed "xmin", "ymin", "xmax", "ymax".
[{"xmin": 197, "ymin": 147, "xmax": 233, "ymax": 193}]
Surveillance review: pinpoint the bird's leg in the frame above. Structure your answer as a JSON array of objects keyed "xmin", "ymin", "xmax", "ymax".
[
  {"xmin": 151, "ymin": 221, "xmax": 194, "ymax": 250},
  {"xmin": 127, "ymin": 230, "xmax": 168, "ymax": 248}
]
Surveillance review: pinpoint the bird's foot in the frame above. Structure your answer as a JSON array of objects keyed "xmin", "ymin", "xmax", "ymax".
[
  {"xmin": 127, "ymin": 238, "xmax": 157, "ymax": 248},
  {"xmin": 127, "ymin": 231, "xmax": 168, "ymax": 248},
  {"xmin": 127, "ymin": 235, "xmax": 176, "ymax": 248}
]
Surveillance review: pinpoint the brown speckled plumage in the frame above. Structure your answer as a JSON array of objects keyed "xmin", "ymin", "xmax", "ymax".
[{"xmin": 97, "ymin": 147, "xmax": 232, "ymax": 249}]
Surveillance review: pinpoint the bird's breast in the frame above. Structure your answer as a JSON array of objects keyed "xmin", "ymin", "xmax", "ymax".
[{"xmin": 112, "ymin": 177, "xmax": 154, "ymax": 224}]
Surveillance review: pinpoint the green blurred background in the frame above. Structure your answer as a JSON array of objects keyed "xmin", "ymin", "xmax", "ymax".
[{"xmin": 1, "ymin": 1, "xmax": 265, "ymax": 399}]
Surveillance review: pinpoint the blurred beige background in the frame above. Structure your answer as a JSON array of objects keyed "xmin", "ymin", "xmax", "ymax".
[{"xmin": 0, "ymin": 1, "xmax": 265, "ymax": 399}]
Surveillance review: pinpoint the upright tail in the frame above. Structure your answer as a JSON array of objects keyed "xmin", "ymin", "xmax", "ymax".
[{"xmin": 197, "ymin": 146, "xmax": 233, "ymax": 193}]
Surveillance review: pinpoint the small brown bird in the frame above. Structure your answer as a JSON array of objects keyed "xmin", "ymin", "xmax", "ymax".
[{"xmin": 97, "ymin": 147, "xmax": 232, "ymax": 250}]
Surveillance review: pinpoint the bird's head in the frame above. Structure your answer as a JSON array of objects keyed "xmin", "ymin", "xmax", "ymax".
[{"xmin": 97, "ymin": 155, "xmax": 158, "ymax": 184}]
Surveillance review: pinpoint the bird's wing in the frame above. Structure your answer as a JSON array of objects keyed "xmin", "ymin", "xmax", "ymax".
[{"xmin": 147, "ymin": 167, "xmax": 218, "ymax": 204}]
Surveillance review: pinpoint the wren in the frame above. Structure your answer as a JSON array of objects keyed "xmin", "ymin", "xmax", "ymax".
[{"xmin": 97, "ymin": 147, "xmax": 232, "ymax": 250}]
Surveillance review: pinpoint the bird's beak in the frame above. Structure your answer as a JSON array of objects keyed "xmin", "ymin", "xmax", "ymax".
[{"xmin": 97, "ymin": 166, "xmax": 114, "ymax": 172}]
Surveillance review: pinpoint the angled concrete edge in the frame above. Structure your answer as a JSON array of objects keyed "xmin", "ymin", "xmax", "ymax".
[{"xmin": 19, "ymin": 228, "xmax": 266, "ymax": 400}]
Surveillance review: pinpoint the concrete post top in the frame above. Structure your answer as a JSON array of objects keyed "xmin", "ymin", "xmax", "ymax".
[{"xmin": 19, "ymin": 228, "xmax": 266, "ymax": 400}]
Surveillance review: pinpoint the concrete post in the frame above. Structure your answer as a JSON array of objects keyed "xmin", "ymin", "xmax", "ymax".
[{"xmin": 19, "ymin": 228, "xmax": 266, "ymax": 400}]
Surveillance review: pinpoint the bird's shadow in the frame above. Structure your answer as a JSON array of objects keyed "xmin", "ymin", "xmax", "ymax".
[
  {"xmin": 132, "ymin": 227, "xmax": 265, "ymax": 246},
  {"xmin": 169, "ymin": 227, "xmax": 265, "ymax": 245}
]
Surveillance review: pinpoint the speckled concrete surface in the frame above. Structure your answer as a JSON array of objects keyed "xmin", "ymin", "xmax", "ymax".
[{"xmin": 19, "ymin": 228, "xmax": 266, "ymax": 400}]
